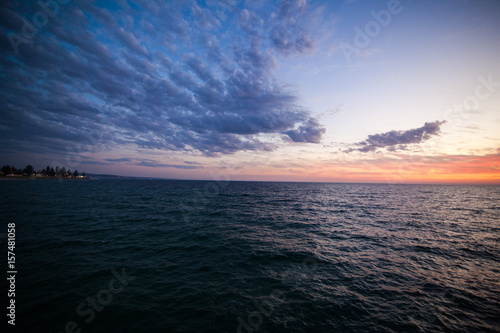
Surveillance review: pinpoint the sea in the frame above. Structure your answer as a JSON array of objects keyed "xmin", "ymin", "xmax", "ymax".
[{"xmin": 1, "ymin": 179, "xmax": 499, "ymax": 332}]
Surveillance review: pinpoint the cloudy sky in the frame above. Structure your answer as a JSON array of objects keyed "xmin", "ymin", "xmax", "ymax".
[{"xmin": 1, "ymin": 0, "xmax": 499, "ymax": 183}]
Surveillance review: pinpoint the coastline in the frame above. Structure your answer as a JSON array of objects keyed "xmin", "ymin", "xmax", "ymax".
[{"xmin": 0, "ymin": 176, "xmax": 89, "ymax": 180}]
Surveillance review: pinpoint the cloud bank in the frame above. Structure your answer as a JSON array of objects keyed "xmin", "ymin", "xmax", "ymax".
[
  {"xmin": 0, "ymin": 0, "xmax": 324, "ymax": 158},
  {"xmin": 348, "ymin": 121, "xmax": 446, "ymax": 153}
]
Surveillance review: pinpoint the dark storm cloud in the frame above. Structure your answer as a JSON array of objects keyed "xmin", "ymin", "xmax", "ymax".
[
  {"xmin": 348, "ymin": 121, "xmax": 446, "ymax": 153},
  {"xmin": 0, "ymin": 0, "xmax": 324, "ymax": 159}
]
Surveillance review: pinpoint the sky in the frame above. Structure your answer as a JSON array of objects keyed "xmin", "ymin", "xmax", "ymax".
[{"xmin": 1, "ymin": 0, "xmax": 499, "ymax": 183}]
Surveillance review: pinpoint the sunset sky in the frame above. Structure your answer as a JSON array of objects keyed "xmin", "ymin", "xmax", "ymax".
[{"xmin": 1, "ymin": 0, "xmax": 499, "ymax": 183}]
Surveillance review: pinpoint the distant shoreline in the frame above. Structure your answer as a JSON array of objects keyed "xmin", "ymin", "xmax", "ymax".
[{"xmin": 0, "ymin": 176, "xmax": 89, "ymax": 180}]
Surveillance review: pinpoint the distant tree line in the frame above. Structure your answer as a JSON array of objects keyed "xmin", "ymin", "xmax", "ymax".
[{"xmin": 1, "ymin": 164, "xmax": 86, "ymax": 178}]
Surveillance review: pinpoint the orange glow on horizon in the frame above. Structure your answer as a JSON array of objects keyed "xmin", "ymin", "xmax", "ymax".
[{"xmin": 233, "ymin": 153, "xmax": 500, "ymax": 184}]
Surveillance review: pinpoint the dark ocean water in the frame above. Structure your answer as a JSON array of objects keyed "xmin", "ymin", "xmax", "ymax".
[{"xmin": 1, "ymin": 180, "xmax": 499, "ymax": 332}]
